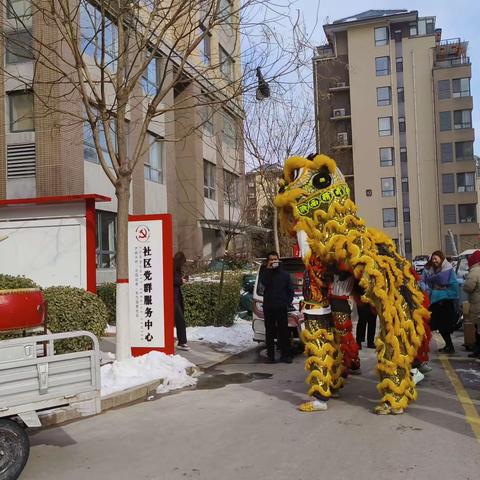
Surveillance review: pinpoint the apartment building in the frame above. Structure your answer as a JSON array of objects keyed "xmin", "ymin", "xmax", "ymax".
[
  {"xmin": 0, "ymin": 0, "xmax": 245, "ymax": 279},
  {"xmin": 313, "ymin": 9, "xmax": 477, "ymax": 257}
]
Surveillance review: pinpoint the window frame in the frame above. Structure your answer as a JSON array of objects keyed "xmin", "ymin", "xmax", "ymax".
[
  {"xmin": 96, "ymin": 210, "xmax": 117, "ymax": 268},
  {"xmin": 399, "ymin": 117, "xmax": 406, "ymax": 133},
  {"xmin": 379, "ymin": 147, "xmax": 394, "ymax": 167},
  {"xmin": 403, "ymin": 207, "xmax": 410, "ymax": 223},
  {"xmin": 382, "ymin": 207, "xmax": 397, "ymax": 228},
  {"xmin": 8, "ymin": 90, "xmax": 34, "ymax": 133},
  {"xmin": 437, "ymin": 79, "xmax": 451, "ymax": 100},
  {"xmin": 376, "ymin": 86, "xmax": 391, "ymax": 106},
  {"xmin": 443, "ymin": 204, "xmax": 457, "ymax": 225},
  {"xmin": 378, "ymin": 116, "xmax": 392, "ymax": 136},
  {"xmin": 381, "ymin": 177, "xmax": 396, "ymax": 197},
  {"xmin": 455, "ymin": 141, "xmax": 474, "ymax": 162},
  {"xmin": 400, "ymin": 147, "xmax": 407, "ymax": 163},
  {"xmin": 5, "ymin": 31, "xmax": 34, "ymax": 64},
  {"xmin": 198, "ymin": 25, "xmax": 211, "ymax": 65},
  {"xmin": 141, "ymin": 55, "xmax": 160, "ymax": 96},
  {"xmin": 456, "ymin": 172, "xmax": 475, "ymax": 193},
  {"xmin": 83, "ymin": 114, "xmax": 117, "ymax": 167},
  {"xmin": 442, "ymin": 173, "xmax": 455, "ymax": 194},
  {"xmin": 397, "ymin": 87, "xmax": 404, "ymax": 103},
  {"xmin": 374, "ymin": 26, "xmax": 389, "ymax": 46},
  {"xmin": 144, "ymin": 133, "xmax": 164, "ymax": 184},
  {"xmin": 223, "ymin": 169, "xmax": 239, "ymax": 205},
  {"xmin": 7, "ymin": 0, "xmax": 32, "ymax": 18},
  {"xmin": 458, "ymin": 203, "xmax": 477, "ymax": 224},
  {"xmin": 452, "ymin": 78, "xmax": 470, "ymax": 98},
  {"xmin": 203, "ymin": 160, "xmax": 216, "ymax": 200},
  {"xmin": 375, "ymin": 56, "xmax": 390, "ymax": 76},
  {"xmin": 396, "ymin": 56, "xmax": 403, "ymax": 72},
  {"xmin": 439, "ymin": 111, "xmax": 451, "ymax": 131},
  {"xmin": 440, "ymin": 142, "xmax": 453, "ymax": 163},
  {"xmin": 453, "ymin": 109, "xmax": 472, "ymax": 129},
  {"xmin": 219, "ymin": 44, "xmax": 234, "ymax": 79},
  {"xmin": 222, "ymin": 113, "xmax": 236, "ymax": 146}
]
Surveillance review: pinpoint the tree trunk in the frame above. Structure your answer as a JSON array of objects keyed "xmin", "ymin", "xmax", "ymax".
[
  {"xmin": 273, "ymin": 206, "xmax": 280, "ymax": 255},
  {"xmin": 115, "ymin": 174, "xmax": 132, "ymax": 360}
]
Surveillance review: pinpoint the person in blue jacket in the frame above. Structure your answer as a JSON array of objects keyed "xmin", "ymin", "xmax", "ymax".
[
  {"xmin": 259, "ymin": 251, "xmax": 294, "ymax": 363},
  {"xmin": 421, "ymin": 250, "xmax": 459, "ymax": 354}
]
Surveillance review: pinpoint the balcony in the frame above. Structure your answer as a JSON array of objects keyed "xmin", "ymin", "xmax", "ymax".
[
  {"xmin": 315, "ymin": 45, "xmax": 335, "ymax": 59},
  {"xmin": 434, "ymin": 56, "xmax": 471, "ymax": 69},
  {"xmin": 330, "ymin": 109, "xmax": 351, "ymax": 121},
  {"xmin": 328, "ymin": 82, "xmax": 350, "ymax": 93}
]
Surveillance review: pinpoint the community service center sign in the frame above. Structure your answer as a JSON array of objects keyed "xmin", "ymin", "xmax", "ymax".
[{"xmin": 128, "ymin": 214, "xmax": 174, "ymax": 356}]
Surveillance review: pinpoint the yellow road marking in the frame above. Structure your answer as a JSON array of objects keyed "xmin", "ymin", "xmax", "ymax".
[{"xmin": 439, "ymin": 355, "xmax": 480, "ymax": 443}]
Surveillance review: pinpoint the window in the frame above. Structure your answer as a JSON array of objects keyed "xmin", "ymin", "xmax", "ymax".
[
  {"xmin": 396, "ymin": 57, "xmax": 403, "ymax": 72},
  {"xmin": 5, "ymin": 32, "xmax": 34, "ymax": 64},
  {"xmin": 455, "ymin": 141, "xmax": 474, "ymax": 162},
  {"xmin": 141, "ymin": 56, "xmax": 159, "ymax": 96},
  {"xmin": 401, "ymin": 177, "xmax": 409, "ymax": 193},
  {"xmin": 204, "ymin": 160, "xmax": 216, "ymax": 200},
  {"xmin": 222, "ymin": 113, "xmax": 236, "ymax": 146},
  {"xmin": 83, "ymin": 117, "xmax": 117, "ymax": 166},
  {"xmin": 219, "ymin": 0, "xmax": 233, "ymax": 31},
  {"xmin": 7, "ymin": 0, "xmax": 31, "ymax": 18},
  {"xmin": 418, "ymin": 18, "xmax": 435, "ymax": 35},
  {"xmin": 374, "ymin": 27, "xmax": 389, "ymax": 46},
  {"xmin": 8, "ymin": 91, "xmax": 34, "ymax": 132},
  {"xmin": 437, "ymin": 80, "xmax": 451, "ymax": 100},
  {"xmin": 219, "ymin": 45, "xmax": 234, "ymax": 79},
  {"xmin": 144, "ymin": 134, "xmax": 164, "ymax": 183},
  {"xmin": 198, "ymin": 26, "xmax": 211, "ymax": 64},
  {"xmin": 457, "ymin": 172, "xmax": 475, "ymax": 192},
  {"xmin": 376, "ymin": 86, "xmax": 391, "ymax": 106},
  {"xmin": 459, "ymin": 204, "xmax": 477, "ymax": 223},
  {"xmin": 80, "ymin": 2, "xmax": 118, "ymax": 70},
  {"xmin": 379, "ymin": 147, "xmax": 394, "ymax": 167},
  {"xmin": 399, "ymin": 117, "xmax": 406, "ymax": 133},
  {"xmin": 381, "ymin": 177, "xmax": 395, "ymax": 197},
  {"xmin": 400, "ymin": 147, "xmax": 407, "ymax": 163},
  {"xmin": 96, "ymin": 211, "xmax": 116, "ymax": 268},
  {"xmin": 442, "ymin": 173, "xmax": 455, "ymax": 193},
  {"xmin": 378, "ymin": 117, "xmax": 392, "ymax": 136},
  {"xmin": 403, "ymin": 207, "xmax": 410, "ymax": 223},
  {"xmin": 440, "ymin": 143, "xmax": 453, "ymax": 163},
  {"xmin": 409, "ymin": 22, "xmax": 418, "ymax": 36},
  {"xmin": 454, "ymin": 109, "xmax": 472, "ymax": 129},
  {"xmin": 201, "ymin": 105, "xmax": 214, "ymax": 137},
  {"xmin": 382, "ymin": 208, "xmax": 397, "ymax": 227},
  {"xmin": 224, "ymin": 170, "xmax": 239, "ymax": 205},
  {"xmin": 443, "ymin": 205, "xmax": 456, "ymax": 224},
  {"xmin": 452, "ymin": 78, "xmax": 470, "ymax": 97},
  {"xmin": 405, "ymin": 238, "xmax": 412, "ymax": 255},
  {"xmin": 439, "ymin": 111, "xmax": 451, "ymax": 131},
  {"xmin": 397, "ymin": 87, "xmax": 404, "ymax": 103},
  {"xmin": 375, "ymin": 56, "xmax": 390, "ymax": 76}
]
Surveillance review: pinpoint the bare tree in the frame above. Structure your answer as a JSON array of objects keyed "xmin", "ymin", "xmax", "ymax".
[
  {"xmin": 1, "ymin": 0, "xmax": 305, "ymax": 358},
  {"xmin": 244, "ymin": 85, "xmax": 316, "ymax": 254}
]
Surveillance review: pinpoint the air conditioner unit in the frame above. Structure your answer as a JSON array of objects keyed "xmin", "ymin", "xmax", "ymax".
[
  {"xmin": 336, "ymin": 81, "xmax": 346, "ymax": 87},
  {"xmin": 333, "ymin": 108, "xmax": 346, "ymax": 117},
  {"xmin": 337, "ymin": 132, "xmax": 348, "ymax": 145}
]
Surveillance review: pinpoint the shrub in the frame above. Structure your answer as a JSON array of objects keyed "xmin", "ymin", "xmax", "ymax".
[
  {"xmin": 183, "ymin": 276, "xmax": 241, "ymax": 327},
  {"xmin": 44, "ymin": 286, "xmax": 108, "ymax": 353},
  {"xmin": 0, "ymin": 274, "xmax": 39, "ymax": 290},
  {"xmin": 97, "ymin": 282, "xmax": 116, "ymax": 325}
]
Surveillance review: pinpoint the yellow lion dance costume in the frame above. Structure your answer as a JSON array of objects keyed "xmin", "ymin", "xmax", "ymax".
[{"xmin": 274, "ymin": 154, "xmax": 429, "ymax": 415}]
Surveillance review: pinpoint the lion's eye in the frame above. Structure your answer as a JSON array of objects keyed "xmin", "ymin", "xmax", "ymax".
[
  {"xmin": 292, "ymin": 168, "xmax": 303, "ymax": 181},
  {"xmin": 312, "ymin": 172, "xmax": 332, "ymax": 190}
]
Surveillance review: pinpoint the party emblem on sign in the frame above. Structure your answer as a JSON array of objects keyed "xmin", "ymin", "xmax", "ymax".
[{"xmin": 135, "ymin": 225, "xmax": 151, "ymax": 242}]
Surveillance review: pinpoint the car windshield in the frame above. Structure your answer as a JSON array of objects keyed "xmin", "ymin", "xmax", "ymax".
[
  {"xmin": 414, "ymin": 256, "xmax": 428, "ymax": 262},
  {"xmin": 256, "ymin": 259, "xmax": 305, "ymax": 296}
]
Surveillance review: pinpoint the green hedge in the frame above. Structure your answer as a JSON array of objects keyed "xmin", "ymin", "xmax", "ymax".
[
  {"xmin": 97, "ymin": 282, "xmax": 116, "ymax": 325},
  {"xmin": 0, "ymin": 274, "xmax": 39, "ymax": 290},
  {"xmin": 44, "ymin": 286, "xmax": 108, "ymax": 353},
  {"xmin": 183, "ymin": 276, "xmax": 241, "ymax": 327}
]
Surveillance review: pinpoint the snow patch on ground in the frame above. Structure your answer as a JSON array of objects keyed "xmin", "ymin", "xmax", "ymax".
[
  {"xmin": 187, "ymin": 318, "xmax": 255, "ymax": 353},
  {"xmin": 101, "ymin": 351, "xmax": 197, "ymax": 397}
]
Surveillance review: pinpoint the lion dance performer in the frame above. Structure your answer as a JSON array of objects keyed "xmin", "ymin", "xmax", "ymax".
[{"xmin": 275, "ymin": 154, "xmax": 430, "ymax": 415}]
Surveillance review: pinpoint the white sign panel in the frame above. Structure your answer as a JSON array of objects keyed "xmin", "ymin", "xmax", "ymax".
[{"xmin": 128, "ymin": 220, "xmax": 165, "ymax": 348}]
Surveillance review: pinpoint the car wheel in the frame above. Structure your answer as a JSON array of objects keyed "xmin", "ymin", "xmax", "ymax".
[{"xmin": 0, "ymin": 419, "xmax": 30, "ymax": 480}]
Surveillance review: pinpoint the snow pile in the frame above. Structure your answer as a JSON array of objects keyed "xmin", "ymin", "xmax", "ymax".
[
  {"xmin": 101, "ymin": 351, "xmax": 197, "ymax": 397},
  {"xmin": 187, "ymin": 318, "xmax": 254, "ymax": 353}
]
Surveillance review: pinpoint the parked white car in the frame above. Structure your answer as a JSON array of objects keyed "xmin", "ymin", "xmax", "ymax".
[
  {"xmin": 252, "ymin": 257, "xmax": 305, "ymax": 343},
  {"xmin": 412, "ymin": 255, "xmax": 429, "ymax": 274}
]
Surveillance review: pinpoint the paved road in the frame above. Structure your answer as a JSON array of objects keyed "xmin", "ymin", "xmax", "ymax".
[{"xmin": 23, "ymin": 335, "xmax": 480, "ymax": 480}]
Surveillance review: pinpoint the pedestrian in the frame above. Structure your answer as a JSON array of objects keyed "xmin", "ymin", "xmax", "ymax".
[
  {"xmin": 353, "ymin": 281, "xmax": 377, "ymax": 349},
  {"xmin": 260, "ymin": 251, "xmax": 294, "ymax": 363},
  {"xmin": 421, "ymin": 250, "xmax": 459, "ymax": 354},
  {"xmin": 462, "ymin": 250, "xmax": 480, "ymax": 358},
  {"xmin": 173, "ymin": 251, "xmax": 190, "ymax": 351}
]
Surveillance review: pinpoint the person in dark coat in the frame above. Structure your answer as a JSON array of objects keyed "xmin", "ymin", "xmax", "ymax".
[
  {"xmin": 259, "ymin": 251, "xmax": 294, "ymax": 363},
  {"xmin": 174, "ymin": 251, "xmax": 189, "ymax": 351},
  {"xmin": 353, "ymin": 283, "xmax": 377, "ymax": 349}
]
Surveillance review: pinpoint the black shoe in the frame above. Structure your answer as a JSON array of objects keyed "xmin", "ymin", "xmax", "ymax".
[
  {"xmin": 279, "ymin": 356, "xmax": 293, "ymax": 364},
  {"xmin": 438, "ymin": 347, "xmax": 455, "ymax": 354},
  {"xmin": 367, "ymin": 343, "xmax": 375, "ymax": 349},
  {"xmin": 467, "ymin": 350, "xmax": 480, "ymax": 359}
]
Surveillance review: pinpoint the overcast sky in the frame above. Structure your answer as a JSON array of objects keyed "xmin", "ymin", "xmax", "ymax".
[{"xmin": 289, "ymin": 0, "xmax": 479, "ymax": 152}]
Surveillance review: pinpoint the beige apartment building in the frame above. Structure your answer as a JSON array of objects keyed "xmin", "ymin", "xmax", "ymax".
[
  {"xmin": 0, "ymin": 0, "xmax": 245, "ymax": 277},
  {"xmin": 313, "ymin": 9, "xmax": 477, "ymax": 257}
]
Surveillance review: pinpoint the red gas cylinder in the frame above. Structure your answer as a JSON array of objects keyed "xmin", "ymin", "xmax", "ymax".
[{"xmin": 0, "ymin": 289, "xmax": 45, "ymax": 331}]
